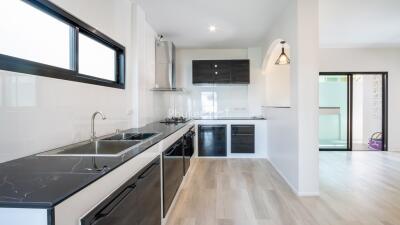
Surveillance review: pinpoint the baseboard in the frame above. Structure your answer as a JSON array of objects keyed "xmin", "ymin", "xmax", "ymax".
[
  {"xmin": 267, "ymin": 159, "xmax": 299, "ymax": 195},
  {"xmin": 227, "ymin": 154, "xmax": 268, "ymax": 158},
  {"xmin": 297, "ymin": 191, "xmax": 320, "ymax": 196},
  {"xmin": 194, "ymin": 155, "xmax": 268, "ymax": 159},
  {"xmin": 268, "ymin": 159, "xmax": 320, "ymax": 197}
]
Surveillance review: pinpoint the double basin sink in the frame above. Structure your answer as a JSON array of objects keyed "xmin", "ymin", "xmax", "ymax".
[{"xmin": 39, "ymin": 132, "xmax": 159, "ymax": 157}]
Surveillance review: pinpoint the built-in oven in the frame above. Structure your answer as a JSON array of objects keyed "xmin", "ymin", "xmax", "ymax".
[
  {"xmin": 162, "ymin": 138, "xmax": 184, "ymax": 217},
  {"xmin": 81, "ymin": 157, "xmax": 161, "ymax": 225},
  {"xmin": 183, "ymin": 126, "xmax": 195, "ymax": 175}
]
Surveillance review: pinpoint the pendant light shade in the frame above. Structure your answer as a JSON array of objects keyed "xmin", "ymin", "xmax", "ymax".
[{"xmin": 275, "ymin": 41, "xmax": 290, "ymax": 65}]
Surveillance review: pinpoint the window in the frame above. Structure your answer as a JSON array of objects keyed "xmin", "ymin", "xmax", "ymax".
[
  {"xmin": 0, "ymin": 0, "xmax": 125, "ymax": 89},
  {"xmin": 0, "ymin": 1, "xmax": 71, "ymax": 69},
  {"xmin": 78, "ymin": 33, "xmax": 116, "ymax": 81}
]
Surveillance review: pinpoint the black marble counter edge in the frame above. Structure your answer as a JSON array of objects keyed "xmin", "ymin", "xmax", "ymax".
[
  {"xmin": 0, "ymin": 121, "xmax": 193, "ymax": 209},
  {"xmin": 193, "ymin": 117, "xmax": 266, "ymax": 120}
]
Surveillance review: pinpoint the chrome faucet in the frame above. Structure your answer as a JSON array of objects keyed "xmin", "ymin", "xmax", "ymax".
[{"xmin": 91, "ymin": 111, "xmax": 107, "ymax": 142}]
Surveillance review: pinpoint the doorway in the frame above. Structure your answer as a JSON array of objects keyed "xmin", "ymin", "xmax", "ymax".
[{"xmin": 319, "ymin": 72, "xmax": 388, "ymax": 151}]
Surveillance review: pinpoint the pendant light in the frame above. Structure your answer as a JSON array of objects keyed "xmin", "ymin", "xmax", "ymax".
[{"xmin": 275, "ymin": 41, "xmax": 290, "ymax": 65}]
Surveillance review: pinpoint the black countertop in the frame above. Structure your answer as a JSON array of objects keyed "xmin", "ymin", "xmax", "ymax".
[
  {"xmin": 0, "ymin": 121, "xmax": 192, "ymax": 208},
  {"xmin": 193, "ymin": 116, "xmax": 266, "ymax": 120}
]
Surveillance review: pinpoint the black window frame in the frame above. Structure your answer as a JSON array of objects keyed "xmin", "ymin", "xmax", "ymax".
[{"xmin": 0, "ymin": 0, "xmax": 126, "ymax": 89}]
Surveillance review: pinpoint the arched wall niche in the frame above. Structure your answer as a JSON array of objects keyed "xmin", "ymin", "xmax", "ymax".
[{"xmin": 262, "ymin": 38, "xmax": 291, "ymax": 107}]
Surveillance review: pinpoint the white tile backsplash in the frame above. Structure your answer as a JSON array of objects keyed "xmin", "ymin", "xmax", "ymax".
[
  {"xmin": 0, "ymin": 71, "xmax": 134, "ymax": 163},
  {"xmin": 153, "ymin": 85, "xmax": 251, "ymax": 118},
  {"xmin": 190, "ymin": 85, "xmax": 250, "ymax": 117}
]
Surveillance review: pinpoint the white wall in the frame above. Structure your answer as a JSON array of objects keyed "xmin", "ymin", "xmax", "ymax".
[
  {"xmin": 320, "ymin": 48, "xmax": 400, "ymax": 151},
  {"xmin": 262, "ymin": 1, "xmax": 300, "ymax": 193},
  {"xmin": 0, "ymin": 0, "xmax": 164, "ymax": 163},
  {"xmin": 131, "ymin": 4, "xmax": 168, "ymax": 127},
  {"xmin": 175, "ymin": 48, "xmax": 264, "ymax": 118},
  {"xmin": 263, "ymin": 43, "xmax": 291, "ymax": 107},
  {"xmin": 248, "ymin": 48, "xmax": 266, "ymax": 116},
  {"xmin": 296, "ymin": 0, "xmax": 320, "ymax": 196},
  {"xmin": 262, "ymin": 0, "xmax": 319, "ymax": 195}
]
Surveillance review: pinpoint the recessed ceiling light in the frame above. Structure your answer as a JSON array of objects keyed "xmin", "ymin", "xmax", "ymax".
[{"xmin": 209, "ymin": 25, "xmax": 216, "ymax": 32}]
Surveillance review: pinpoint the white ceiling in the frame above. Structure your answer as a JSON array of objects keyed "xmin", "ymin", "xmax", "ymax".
[
  {"xmin": 136, "ymin": 0, "xmax": 290, "ymax": 48},
  {"xmin": 137, "ymin": 0, "xmax": 400, "ymax": 49},
  {"xmin": 320, "ymin": 0, "xmax": 400, "ymax": 48}
]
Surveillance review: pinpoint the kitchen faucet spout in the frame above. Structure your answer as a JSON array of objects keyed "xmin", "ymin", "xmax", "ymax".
[{"xmin": 91, "ymin": 111, "xmax": 106, "ymax": 142}]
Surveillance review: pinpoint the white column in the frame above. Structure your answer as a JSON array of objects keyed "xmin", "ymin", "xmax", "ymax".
[{"xmin": 296, "ymin": 0, "xmax": 320, "ymax": 195}]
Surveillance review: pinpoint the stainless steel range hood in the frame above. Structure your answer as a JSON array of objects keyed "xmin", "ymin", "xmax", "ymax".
[{"xmin": 151, "ymin": 40, "xmax": 183, "ymax": 91}]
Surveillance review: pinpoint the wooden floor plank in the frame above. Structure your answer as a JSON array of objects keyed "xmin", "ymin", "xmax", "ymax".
[{"xmin": 166, "ymin": 152, "xmax": 400, "ymax": 225}]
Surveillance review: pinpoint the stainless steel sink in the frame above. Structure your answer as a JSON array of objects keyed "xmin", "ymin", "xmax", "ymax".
[
  {"xmin": 102, "ymin": 133, "xmax": 159, "ymax": 141},
  {"xmin": 38, "ymin": 140, "xmax": 141, "ymax": 157}
]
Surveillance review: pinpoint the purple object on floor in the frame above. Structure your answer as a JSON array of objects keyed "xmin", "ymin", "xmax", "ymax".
[{"xmin": 368, "ymin": 132, "xmax": 383, "ymax": 150}]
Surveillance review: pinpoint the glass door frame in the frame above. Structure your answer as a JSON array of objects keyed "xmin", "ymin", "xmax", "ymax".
[{"xmin": 319, "ymin": 72, "xmax": 388, "ymax": 151}]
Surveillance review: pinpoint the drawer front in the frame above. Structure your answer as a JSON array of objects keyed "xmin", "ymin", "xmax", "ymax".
[
  {"xmin": 231, "ymin": 138, "xmax": 255, "ymax": 153},
  {"xmin": 231, "ymin": 125, "xmax": 255, "ymax": 135},
  {"xmin": 231, "ymin": 125, "xmax": 255, "ymax": 154}
]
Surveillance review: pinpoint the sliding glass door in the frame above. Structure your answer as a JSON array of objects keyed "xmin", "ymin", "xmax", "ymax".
[
  {"xmin": 319, "ymin": 73, "xmax": 388, "ymax": 151},
  {"xmin": 319, "ymin": 75, "xmax": 349, "ymax": 150},
  {"xmin": 351, "ymin": 74, "xmax": 384, "ymax": 151}
]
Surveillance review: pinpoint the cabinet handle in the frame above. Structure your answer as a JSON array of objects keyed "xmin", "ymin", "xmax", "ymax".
[
  {"xmin": 94, "ymin": 185, "xmax": 136, "ymax": 221},
  {"xmin": 165, "ymin": 146, "xmax": 177, "ymax": 156},
  {"xmin": 139, "ymin": 162, "xmax": 158, "ymax": 179},
  {"xmin": 215, "ymin": 71, "xmax": 218, "ymax": 75},
  {"xmin": 232, "ymin": 125, "xmax": 255, "ymax": 128},
  {"xmin": 200, "ymin": 125, "xmax": 226, "ymax": 128},
  {"xmin": 214, "ymin": 64, "xmax": 218, "ymax": 68}
]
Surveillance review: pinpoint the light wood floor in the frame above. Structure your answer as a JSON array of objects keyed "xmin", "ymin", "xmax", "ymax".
[{"xmin": 166, "ymin": 152, "xmax": 400, "ymax": 225}]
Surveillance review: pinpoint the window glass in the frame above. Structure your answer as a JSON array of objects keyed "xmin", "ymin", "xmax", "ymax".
[
  {"xmin": 78, "ymin": 33, "xmax": 116, "ymax": 81},
  {"xmin": 0, "ymin": 0, "xmax": 71, "ymax": 69}
]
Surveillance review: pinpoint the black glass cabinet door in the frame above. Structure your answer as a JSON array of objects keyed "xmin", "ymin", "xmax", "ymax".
[
  {"xmin": 162, "ymin": 140, "xmax": 184, "ymax": 217},
  {"xmin": 81, "ymin": 157, "xmax": 161, "ymax": 225},
  {"xmin": 198, "ymin": 125, "xmax": 227, "ymax": 157}
]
